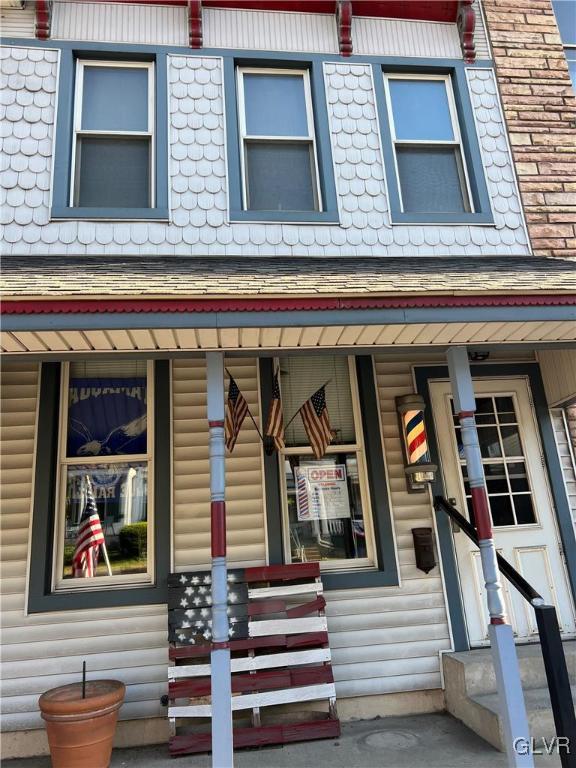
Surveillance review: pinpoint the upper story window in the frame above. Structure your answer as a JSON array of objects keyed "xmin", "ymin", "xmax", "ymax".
[
  {"xmin": 72, "ymin": 61, "xmax": 155, "ymax": 208},
  {"xmin": 552, "ymin": 0, "xmax": 576, "ymax": 90},
  {"xmin": 236, "ymin": 68, "xmax": 321, "ymax": 213},
  {"xmin": 383, "ymin": 74, "xmax": 472, "ymax": 215}
]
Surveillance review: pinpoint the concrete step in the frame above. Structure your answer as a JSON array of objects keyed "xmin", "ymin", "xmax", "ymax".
[{"xmin": 443, "ymin": 641, "xmax": 576, "ymax": 752}]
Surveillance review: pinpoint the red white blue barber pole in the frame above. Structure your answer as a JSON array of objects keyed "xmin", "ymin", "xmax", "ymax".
[
  {"xmin": 447, "ymin": 347, "xmax": 532, "ymax": 768},
  {"xmin": 396, "ymin": 394, "xmax": 436, "ymax": 492}
]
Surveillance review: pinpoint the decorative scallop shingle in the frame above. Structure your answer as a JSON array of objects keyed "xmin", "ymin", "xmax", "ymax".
[{"xmin": 1, "ymin": 48, "xmax": 529, "ymax": 257}]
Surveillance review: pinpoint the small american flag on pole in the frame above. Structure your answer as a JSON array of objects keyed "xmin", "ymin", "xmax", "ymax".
[
  {"xmin": 265, "ymin": 368, "xmax": 285, "ymax": 452},
  {"xmin": 73, "ymin": 476, "xmax": 105, "ymax": 578},
  {"xmin": 299, "ymin": 385, "xmax": 334, "ymax": 459},
  {"xmin": 225, "ymin": 374, "xmax": 249, "ymax": 453}
]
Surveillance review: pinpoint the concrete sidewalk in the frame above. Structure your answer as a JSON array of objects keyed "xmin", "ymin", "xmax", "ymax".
[{"xmin": 5, "ymin": 713, "xmax": 562, "ymax": 768}]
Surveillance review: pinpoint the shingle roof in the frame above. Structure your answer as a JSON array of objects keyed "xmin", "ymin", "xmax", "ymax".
[{"xmin": 2, "ymin": 255, "xmax": 576, "ymax": 300}]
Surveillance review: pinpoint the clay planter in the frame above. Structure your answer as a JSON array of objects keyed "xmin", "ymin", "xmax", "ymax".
[{"xmin": 39, "ymin": 680, "xmax": 125, "ymax": 768}]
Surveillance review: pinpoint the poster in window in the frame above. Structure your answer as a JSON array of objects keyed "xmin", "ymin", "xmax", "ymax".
[
  {"xmin": 67, "ymin": 377, "xmax": 147, "ymax": 458},
  {"xmin": 295, "ymin": 463, "xmax": 351, "ymax": 521}
]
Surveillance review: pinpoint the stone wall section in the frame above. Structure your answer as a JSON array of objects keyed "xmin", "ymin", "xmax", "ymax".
[{"xmin": 482, "ymin": 0, "xmax": 576, "ymax": 256}]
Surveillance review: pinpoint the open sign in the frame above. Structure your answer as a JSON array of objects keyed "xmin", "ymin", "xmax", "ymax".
[
  {"xmin": 295, "ymin": 463, "xmax": 350, "ymax": 521},
  {"xmin": 307, "ymin": 467, "xmax": 345, "ymax": 482}
]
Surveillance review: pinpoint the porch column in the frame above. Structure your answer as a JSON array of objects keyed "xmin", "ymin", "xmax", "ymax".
[
  {"xmin": 446, "ymin": 347, "xmax": 532, "ymax": 768},
  {"xmin": 206, "ymin": 352, "xmax": 234, "ymax": 768}
]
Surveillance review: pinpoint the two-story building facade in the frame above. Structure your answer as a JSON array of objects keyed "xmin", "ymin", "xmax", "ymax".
[{"xmin": 1, "ymin": 0, "xmax": 575, "ymax": 759}]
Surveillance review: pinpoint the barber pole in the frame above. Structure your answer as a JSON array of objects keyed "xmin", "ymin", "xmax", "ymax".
[
  {"xmin": 206, "ymin": 352, "xmax": 234, "ymax": 768},
  {"xmin": 447, "ymin": 347, "xmax": 532, "ymax": 768}
]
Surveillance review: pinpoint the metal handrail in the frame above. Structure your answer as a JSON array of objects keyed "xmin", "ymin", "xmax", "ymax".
[{"xmin": 434, "ymin": 495, "xmax": 576, "ymax": 768}]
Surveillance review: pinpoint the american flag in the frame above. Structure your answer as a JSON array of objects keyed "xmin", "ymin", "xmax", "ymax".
[
  {"xmin": 299, "ymin": 386, "xmax": 334, "ymax": 459},
  {"xmin": 225, "ymin": 374, "xmax": 249, "ymax": 453},
  {"xmin": 73, "ymin": 476, "xmax": 105, "ymax": 578},
  {"xmin": 265, "ymin": 368, "xmax": 285, "ymax": 452}
]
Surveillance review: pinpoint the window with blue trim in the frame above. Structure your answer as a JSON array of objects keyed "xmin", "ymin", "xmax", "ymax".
[
  {"xmin": 51, "ymin": 52, "xmax": 169, "ymax": 220},
  {"xmin": 375, "ymin": 64, "xmax": 493, "ymax": 225},
  {"xmin": 225, "ymin": 59, "xmax": 339, "ymax": 223}
]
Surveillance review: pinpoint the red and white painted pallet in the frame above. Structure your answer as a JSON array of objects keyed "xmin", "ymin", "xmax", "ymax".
[{"xmin": 167, "ymin": 562, "xmax": 340, "ymax": 756}]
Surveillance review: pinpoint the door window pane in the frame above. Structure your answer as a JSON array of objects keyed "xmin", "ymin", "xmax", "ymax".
[
  {"xmin": 501, "ymin": 425, "xmax": 523, "ymax": 457},
  {"xmin": 490, "ymin": 495, "xmax": 515, "ymax": 527},
  {"xmin": 246, "ymin": 142, "xmax": 315, "ymax": 211},
  {"xmin": 77, "ymin": 137, "xmax": 150, "ymax": 208},
  {"xmin": 389, "ymin": 79, "xmax": 454, "ymax": 141},
  {"xmin": 478, "ymin": 426, "xmax": 502, "ymax": 458},
  {"xmin": 244, "ymin": 73, "xmax": 308, "ymax": 136},
  {"xmin": 396, "ymin": 146, "xmax": 466, "ymax": 213},
  {"xmin": 82, "ymin": 66, "xmax": 148, "ymax": 131},
  {"xmin": 285, "ymin": 454, "xmax": 367, "ymax": 563},
  {"xmin": 62, "ymin": 464, "xmax": 148, "ymax": 580},
  {"xmin": 514, "ymin": 495, "xmax": 536, "ymax": 525}
]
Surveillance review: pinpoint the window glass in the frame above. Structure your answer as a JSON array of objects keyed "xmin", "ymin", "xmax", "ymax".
[
  {"xmin": 82, "ymin": 67, "xmax": 148, "ymax": 132},
  {"xmin": 396, "ymin": 146, "xmax": 466, "ymax": 213},
  {"xmin": 57, "ymin": 360, "xmax": 151, "ymax": 588},
  {"xmin": 389, "ymin": 79, "xmax": 454, "ymax": 141},
  {"xmin": 453, "ymin": 395, "xmax": 536, "ymax": 528},
  {"xmin": 77, "ymin": 138, "xmax": 150, "ymax": 208},
  {"xmin": 553, "ymin": 0, "xmax": 576, "ymax": 44},
  {"xmin": 244, "ymin": 73, "xmax": 308, "ymax": 136},
  {"xmin": 284, "ymin": 453, "xmax": 367, "ymax": 564},
  {"xmin": 281, "ymin": 356, "xmax": 355, "ymax": 447},
  {"xmin": 246, "ymin": 143, "xmax": 315, "ymax": 211},
  {"xmin": 567, "ymin": 50, "xmax": 576, "ymax": 89}
]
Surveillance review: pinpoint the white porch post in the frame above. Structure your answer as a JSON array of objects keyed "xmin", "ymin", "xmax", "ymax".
[
  {"xmin": 206, "ymin": 352, "xmax": 234, "ymax": 768},
  {"xmin": 446, "ymin": 347, "xmax": 532, "ymax": 768}
]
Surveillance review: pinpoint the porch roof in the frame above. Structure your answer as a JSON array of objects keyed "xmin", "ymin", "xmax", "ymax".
[
  {"xmin": 2, "ymin": 255, "xmax": 576, "ymax": 303},
  {"xmin": 2, "ymin": 256, "xmax": 575, "ymax": 355}
]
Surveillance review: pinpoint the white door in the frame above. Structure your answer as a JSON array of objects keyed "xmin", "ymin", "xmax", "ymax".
[{"xmin": 430, "ymin": 377, "xmax": 576, "ymax": 646}]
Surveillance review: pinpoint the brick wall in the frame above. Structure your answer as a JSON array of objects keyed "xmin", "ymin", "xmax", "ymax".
[{"xmin": 482, "ymin": 0, "xmax": 576, "ymax": 256}]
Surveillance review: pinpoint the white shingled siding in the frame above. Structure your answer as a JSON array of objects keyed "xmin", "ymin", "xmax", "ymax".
[
  {"xmin": 0, "ymin": 47, "xmax": 529, "ymax": 257},
  {"xmin": 52, "ymin": 1, "xmax": 188, "ymax": 46},
  {"xmin": 0, "ymin": 6, "xmax": 35, "ymax": 38},
  {"xmin": 203, "ymin": 8, "xmax": 338, "ymax": 54},
  {"xmin": 0, "ymin": 363, "xmax": 168, "ymax": 732}
]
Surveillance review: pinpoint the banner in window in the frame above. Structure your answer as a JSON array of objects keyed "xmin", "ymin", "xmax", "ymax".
[
  {"xmin": 67, "ymin": 377, "xmax": 147, "ymax": 458},
  {"xmin": 295, "ymin": 463, "xmax": 351, "ymax": 521}
]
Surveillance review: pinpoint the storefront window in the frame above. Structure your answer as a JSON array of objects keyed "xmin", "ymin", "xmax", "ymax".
[
  {"xmin": 54, "ymin": 360, "xmax": 153, "ymax": 589},
  {"xmin": 279, "ymin": 356, "xmax": 375, "ymax": 570}
]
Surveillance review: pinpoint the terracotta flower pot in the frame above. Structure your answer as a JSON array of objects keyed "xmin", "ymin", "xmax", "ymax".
[{"xmin": 39, "ymin": 680, "xmax": 125, "ymax": 768}]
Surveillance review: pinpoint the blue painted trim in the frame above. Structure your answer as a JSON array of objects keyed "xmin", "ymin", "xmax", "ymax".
[
  {"xmin": 51, "ymin": 207, "xmax": 170, "ymax": 220},
  {"xmin": 372, "ymin": 62, "xmax": 494, "ymax": 225},
  {"xmin": 415, "ymin": 362, "xmax": 576, "ymax": 648},
  {"xmin": 51, "ymin": 49, "xmax": 169, "ymax": 220},
  {"xmin": 1, "ymin": 36, "xmax": 494, "ymax": 67},
  {"xmin": 4, "ymin": 305, "xmax": 575, "ymax": 332},
  {"xmin": 224, "ymin": 56, "xmax": 339, "ymax": 222}
]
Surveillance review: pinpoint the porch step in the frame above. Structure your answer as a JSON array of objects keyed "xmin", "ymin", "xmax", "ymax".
[{"xmin": 443, "ymin": 641, "xmax": 576, "ymax": 751}]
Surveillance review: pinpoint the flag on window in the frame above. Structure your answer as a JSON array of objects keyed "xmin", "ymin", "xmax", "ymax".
[
  {"xmin": 299, "ymin": 385, "xmax": 334, "ymax": 459},
  {"xmin": 73, "ymin": 476, "xmax": 105, "ymax": 578},
  {"xmin": 265, "ymin": 368, "xmax": 285, "ymax": 452},
  {"xmin": 225, "ymin": 374, "xmax": 249, "ymax": 453}
]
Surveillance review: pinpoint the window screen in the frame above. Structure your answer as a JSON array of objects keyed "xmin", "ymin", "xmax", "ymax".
[
  {"xmin": 385, "ymin": 75, "xmax": 471, "ymax": 214},
  {"xmin": 239, "ymin": 69, "xmax": 320, "ymax": 213},
  {"xmin": 73, "ymin": 62, "xmax": 153, "ymax": 208}
]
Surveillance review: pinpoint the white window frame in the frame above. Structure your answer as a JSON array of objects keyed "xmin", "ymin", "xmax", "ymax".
[
  {"xmin": 236, "ymin": 67, "xmax": 323, "ymax": 212},
  {"xmin": 52, "ymin": 361, "xmax": 155, "ymax": 592},
  {"xmin": 277, "ymin": 356, "xmax": 377, "ymax": 572},
  {"xmin": 70, "ymin": 60, "xmax": 155, "ymax": 208},
  {"xmin": 383, "ymin": 72, "xmax": 474, "ymax": 214}
]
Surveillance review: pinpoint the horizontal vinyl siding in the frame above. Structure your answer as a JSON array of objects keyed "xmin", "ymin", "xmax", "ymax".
[
  {"xmin": 538, "ymin": 350, "xmax": 576, "ymax": 407},
  {"xmin": 0, "ymin": 363, "xmax": 168, "ymax": 733},
  {"xmin": 322, "ymin": 357, "xmax": 451, "ymax": 698},
  {"xmin": 51, "ymin": 1, "xmax": 188, "ymax": 45},
  {"xmin": 551, "ymin": 409, "xmax": 576, "ymax": 527},
  {"xmin": 0, "ymin": 7, "xmax": 35, "ymax": 37},
  {"xmin": 172, "ymin": 358, "xmax": 266, "ymax": 570}
]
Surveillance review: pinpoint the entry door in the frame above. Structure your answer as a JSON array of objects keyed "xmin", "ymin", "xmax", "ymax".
[{"xmin": 430, "ymin": 377, "xmax": 576, "ymax": 646}]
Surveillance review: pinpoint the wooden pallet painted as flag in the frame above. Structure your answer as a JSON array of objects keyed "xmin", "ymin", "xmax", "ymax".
[{"xmin": 167, "ymin": 562, "xmax": 340, "ymax": 756}]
